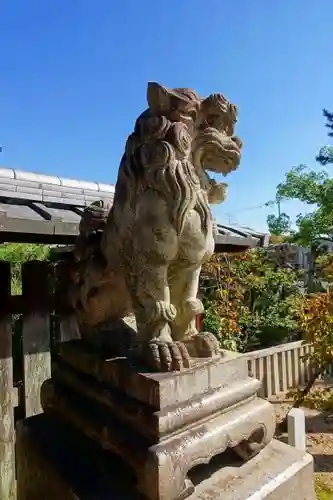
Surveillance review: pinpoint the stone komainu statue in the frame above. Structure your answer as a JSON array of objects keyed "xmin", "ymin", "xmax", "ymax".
[{"xmin": 69, "ymin": 82, "xmax": 242, "ymax": 371}]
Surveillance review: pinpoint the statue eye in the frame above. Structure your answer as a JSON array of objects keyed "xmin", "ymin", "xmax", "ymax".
[
  {"xmin": 206, "ymin": 113, "xmax": 220, "ymax": 125},
  {"xmin": 188, "ymin": 109, "xmax": 198, "ymax": 121}
]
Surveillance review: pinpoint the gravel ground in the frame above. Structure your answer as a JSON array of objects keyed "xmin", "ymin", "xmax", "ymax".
[{"xmin": 273, "ymin": 400, "xmax": 333, "ymax": 491}]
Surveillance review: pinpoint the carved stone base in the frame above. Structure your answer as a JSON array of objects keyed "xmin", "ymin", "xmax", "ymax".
[
  {"xmin": 16, "ymin": 414, "xmax": 315, "ymax": 500},
  {"xmin": 39, "ymin": 339, "xmax": 276, "ymax": 500}
]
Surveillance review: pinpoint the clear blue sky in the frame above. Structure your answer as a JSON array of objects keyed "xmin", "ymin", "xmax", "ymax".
[{"xmin": 1, "ymin": 1, "xmax": 332, "ymax": 231}]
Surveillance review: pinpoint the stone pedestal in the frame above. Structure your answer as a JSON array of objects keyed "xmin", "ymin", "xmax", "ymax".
[
  {"xmin": 39, "ymin": 340, "xmax": 276, "ymax": 500},
  {"xmin": 16, "ymin": 413, "xmax": 315, "ymax": 500}
]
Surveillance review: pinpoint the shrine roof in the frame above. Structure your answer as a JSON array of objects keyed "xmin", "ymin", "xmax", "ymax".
[{"xmin": 0, "ymin": 167, "xmax": 268, "ymax": 250}]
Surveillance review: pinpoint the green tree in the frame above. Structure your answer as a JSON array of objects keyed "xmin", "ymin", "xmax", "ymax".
[
  {"xmin": 267, "ymin": 109, "xmax": 333, "ymax": 426},
  {"xmin": 316, "ymin": 109, "xmax": 333, "ymax": 165},
  {"xmin": 267, "ymin": 212, "xmax": 291, "ymax": 236},
  {"xmin": 267, "ymin": 163, "xmax": 333, "ymax": 291},
  {"xmin": 273, "ymin": 164, "xmax": 333, "ymax": 245},
  {"xmin": 0, "ymin": 243, "xmax": 50, "ymax": 293},
  {"xmin": 266, "ymin": 197, "xmax": 291, "ymax": 237},
  {"xmin": 267, "ymin": 108, "xmax": 333, "ymax": 245}
]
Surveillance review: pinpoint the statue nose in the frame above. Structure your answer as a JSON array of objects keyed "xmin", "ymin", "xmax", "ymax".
[{"xmin": 231, "ymin": 136, "xmax": 242, "ymax": 149}]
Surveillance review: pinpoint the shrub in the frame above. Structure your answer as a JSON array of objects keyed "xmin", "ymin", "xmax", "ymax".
[
  {"xmin": 0, "ymin": 243, "xmax": 50, "ymax": 293},
  {"xmin": 201, "ymin": 249, "xmax": 302, "ymax": 352}
]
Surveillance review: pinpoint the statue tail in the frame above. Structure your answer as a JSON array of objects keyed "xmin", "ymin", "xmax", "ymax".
[{"xmin": 67, "ymin": 200, "xmax": 131, "ymax": 329}]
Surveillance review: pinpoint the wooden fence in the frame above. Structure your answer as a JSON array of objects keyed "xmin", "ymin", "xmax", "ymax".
[
  {"xmin": 0, "ymin": 259, "xmax": 78, "ymax": 499},
  {"xmin": 0, "ymin": 259, "xmax": 328, "ymax": 499}
]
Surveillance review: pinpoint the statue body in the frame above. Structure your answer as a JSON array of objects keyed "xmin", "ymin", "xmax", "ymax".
[{"xmin": 70, "ymin": 82, "xmax": 242, "ymax": 371}]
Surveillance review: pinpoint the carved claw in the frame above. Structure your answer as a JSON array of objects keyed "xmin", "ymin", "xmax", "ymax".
[
  {"xmin": 183, "ymin": 331, "xmax": 221, "ymax": 358},
  {"xmin": 144, "ymin": 339, "xmax": 191, "ymax": 372}
]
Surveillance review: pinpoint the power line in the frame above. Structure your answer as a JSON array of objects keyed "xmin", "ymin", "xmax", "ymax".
[
  {"xmin": 221, "ymin": 195, "xmax": 289, "ymax": 218},
  {"xmin": 222, "ymin": 201, "xmax": 274, "ymax": 216}
]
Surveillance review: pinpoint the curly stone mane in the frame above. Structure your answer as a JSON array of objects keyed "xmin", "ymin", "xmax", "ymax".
[
  {"xmin": 107, "ymin": 88, "xmax": 211, "ymax": 239},
  {"xmin": 69, "ymin": 82, "xmax": 242, "ymax": 372}
]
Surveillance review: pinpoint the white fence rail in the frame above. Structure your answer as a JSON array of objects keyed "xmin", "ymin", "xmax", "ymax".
[{"xmin": 242, "ymin": 340, "xmax": 333, "ymax": 399}]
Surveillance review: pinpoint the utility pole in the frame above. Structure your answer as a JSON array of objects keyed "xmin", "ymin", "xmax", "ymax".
[
  {"xmin": 276, "ymin": 195, "xmax": 281, "ymax": 218},
  {"xmin": 265, "ymin": 196, "xmax": 281, "ymax": 216},
  {"xmin": 225, "ymin": 213, "xmax": 232, "ymax": 224}
]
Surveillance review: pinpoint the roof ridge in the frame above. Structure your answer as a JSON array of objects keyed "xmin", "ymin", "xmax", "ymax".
[{"xmin": 0, "ymin": 166, "xmax": 115, "ymax": 191}]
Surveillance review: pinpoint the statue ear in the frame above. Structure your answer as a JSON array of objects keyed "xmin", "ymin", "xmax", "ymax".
[{"xmin": 147, "ymin": 82, "xmax": 172, "ymax": 115}]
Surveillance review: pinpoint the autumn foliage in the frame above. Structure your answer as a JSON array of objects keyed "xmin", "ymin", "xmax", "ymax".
[
  {"xmin": 200, "ymin": 249, "xmax": 301, "ymax": 352},
  {"xmin": 281, "ymin": 289, "xmax": 333, "ymax": 413},
  {"xmin": 295, "ymin": 290, "xmax": 333, "ymax": 369}
]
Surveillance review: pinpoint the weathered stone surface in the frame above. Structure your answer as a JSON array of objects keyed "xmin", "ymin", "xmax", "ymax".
[
  {"xmin": 190, "ymin": 439, "xmax": 315, "ymax": 500},
  {"xmin": 288, "ymin": 408, "xmax": 306, "ymax": 452},
  {"xmin": 16, "ymin": 414, "xmax": 141, "ymax": 500},
  {"xmin": 50, "ymin": 358, "xmax": 260, "ymax": 440},
  {"xmin": 41, "ymin": 381, "xmax": 276, "ymax": 500},
  {"xmin": 67, "ymin": 82, "xmax": 242, "ymax": 372},
  {"xmin": 56, "ymin": 340, "xmax": 249, "ymax": 409},
  {"xmin": 16, "ymin": 414, "xmax": 315, "ymax": 500},
  {"xmin": 40, "ymin": 339, "xmax": 277, "ymax": 500}
]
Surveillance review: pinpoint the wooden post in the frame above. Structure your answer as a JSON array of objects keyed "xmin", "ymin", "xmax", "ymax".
[
  {"xmin": 22, "ymin": 261, "xmax": 52, "ymax": 417},
  {"xmin": 54, "ymin": 259, "xmax": 80, "ymax": 343},
  {"xmin": 0, "ymin": 261, "xmax": 16, "ymax": 499}
]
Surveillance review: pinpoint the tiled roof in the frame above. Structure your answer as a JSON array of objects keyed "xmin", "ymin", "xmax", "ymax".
[
  {"xmin": 0, "ymin": 167, "xmax": 114, "ymax": 244},
  {"xmin": 213, "ymin": 222, "xmax": 269, "ymax": 251},
  {"xmin": 0, "ymin": 167, "xmax": 268, "ymax": 249}
]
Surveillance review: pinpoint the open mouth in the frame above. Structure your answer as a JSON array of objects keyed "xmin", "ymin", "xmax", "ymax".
[
  {"xmin": 193, "ymin": 127, "xmax": 241, "ymax": 164},
  {"xmin": 218, "ymin": 133, "xmax": 242, "ymax": 158},
  {"xmin": 199, "ymin": 141, "xmax": 241, "ymax": 176},
  {"xmin": 224, "ymin": 142, "xmax": 241, "ymax": 157}
]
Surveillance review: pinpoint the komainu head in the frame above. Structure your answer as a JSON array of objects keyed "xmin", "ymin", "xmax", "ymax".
[
  {"xmin": 144, "ymin": 82, "xmax": 242, "ymax": 176},
  {"xmin": 115, "ymin": 82, "xmax": 242, "ymax": 233}
]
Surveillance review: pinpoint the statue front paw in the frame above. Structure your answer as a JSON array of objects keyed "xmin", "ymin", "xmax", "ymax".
[
  {"xmin": 183, "ymin": 331, "xmax": 221, "ymax": 358},
  {"xmin": 144, "ymin": 339, "xmax": 191, "ymax": 372}
]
